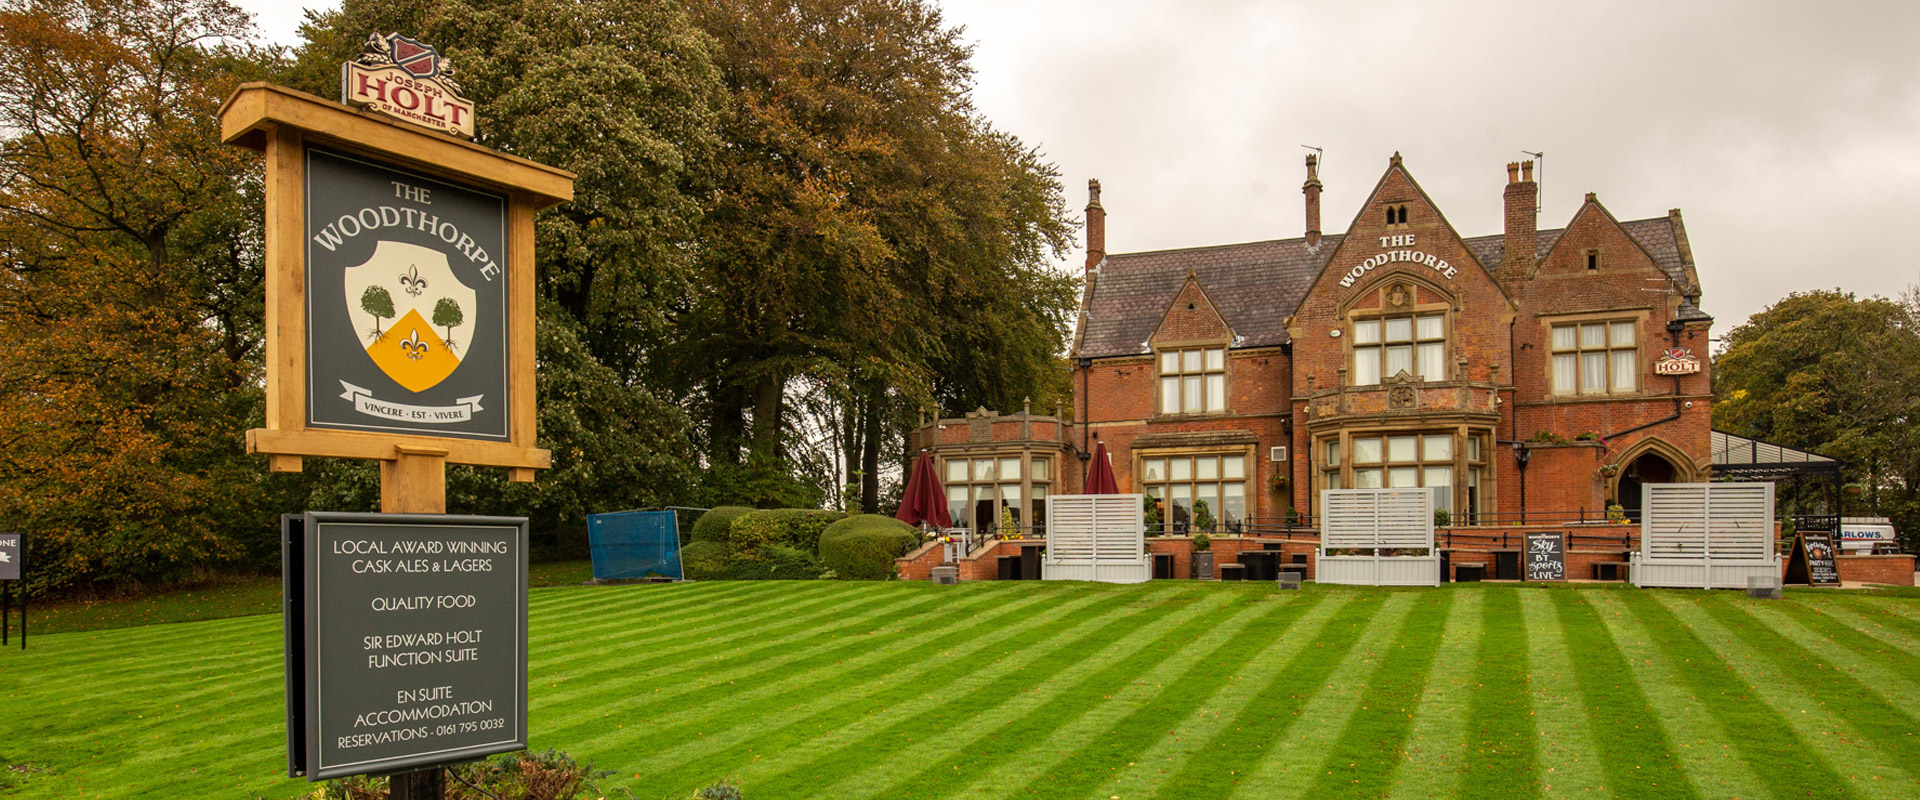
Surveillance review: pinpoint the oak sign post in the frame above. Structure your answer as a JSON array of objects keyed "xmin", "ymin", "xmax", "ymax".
[{"xmin": 222, "ymin": 33, "xmax": 573, "ymax": 799}]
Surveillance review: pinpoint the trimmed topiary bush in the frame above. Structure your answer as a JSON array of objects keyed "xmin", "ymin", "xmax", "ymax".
[
  {"xmin": 724, "ymin": 544, "xmax": 824, "ymax": 580},
  {"xmin": 679, "ymin": 540, "xmax": 732, "ymax": 581},
  {"xmin": 730, "ymin": 508, "xmax": 847, "ymax": 557},
  {"xmin": 818, "ymin": 515, "xmax": 919, "ymax": 581},
  {"xmin": 691, "ymin": 506, "xmax": 755, "ymax": 544}
]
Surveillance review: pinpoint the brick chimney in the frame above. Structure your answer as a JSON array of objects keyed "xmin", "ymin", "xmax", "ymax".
[
  {"xmin": 1303, "ymin": 154, "xmax": 1323, "ymax": 248},
  {"xmin": 1084, "ymin": 178, "xmax": 1105, "ymax": 273},
  {"xmin": 1501, "ymin": 160, "xmax": 1537, "ymax": 277}
]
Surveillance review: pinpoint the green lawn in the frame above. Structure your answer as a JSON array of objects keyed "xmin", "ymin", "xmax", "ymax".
[{"xmin": 2, "ymin": 581, "xmax": 1916, "ymax": 799}]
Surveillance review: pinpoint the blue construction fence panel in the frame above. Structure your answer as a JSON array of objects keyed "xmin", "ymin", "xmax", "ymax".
[{"xmin": 587, "ymin": 509, "xmax": 683, "ymax": 580}]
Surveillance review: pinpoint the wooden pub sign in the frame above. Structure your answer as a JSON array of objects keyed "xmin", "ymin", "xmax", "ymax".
[{"xmin": 221, "ymin": 34, "xmax": 573, "ymax": 794}]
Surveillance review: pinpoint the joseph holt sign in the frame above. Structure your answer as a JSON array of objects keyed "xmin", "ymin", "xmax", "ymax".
[{"xmin": 342, "ymin": 33, "xmax": 475, "ymax": 138}]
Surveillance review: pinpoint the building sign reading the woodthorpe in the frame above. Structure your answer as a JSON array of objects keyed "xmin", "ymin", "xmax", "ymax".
[
  {"xmin": 306, "ymin": 148, "xmax": 510, "ymax": 441},
  {"xmin": 342, "ymin": 33, "xmax": 475, "ymax": 138}
]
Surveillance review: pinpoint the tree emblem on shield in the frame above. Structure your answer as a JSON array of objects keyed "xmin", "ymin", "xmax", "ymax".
[{"xmin": 343, "ymin": 240, "xmax": 474, "ymax": 393}]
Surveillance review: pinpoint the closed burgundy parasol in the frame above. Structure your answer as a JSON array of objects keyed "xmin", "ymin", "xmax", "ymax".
[{"xmin": 895, "ymin": 450, "xmax": 953, "ymax": 528}]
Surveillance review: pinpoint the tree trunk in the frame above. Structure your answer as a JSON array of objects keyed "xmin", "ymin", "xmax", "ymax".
[
  {"xmin": 750, "ymin": 372, "xmax": 785, "ymax": 464},
  {"xmin": 709, "ymin": 378, "xmax": 747, "ymax": 466},
  {"xmin": 861, "ymin": 384, "xmax": 883, "ymax": 513},
  {"xmin": 841, "ymin": 392, "xmax": 864, "ymax": 511}
]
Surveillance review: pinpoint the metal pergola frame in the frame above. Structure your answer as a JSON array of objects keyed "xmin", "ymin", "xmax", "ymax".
[{"xmin": 1710, "ymin": 429, "xmax": 1843, "ymax": 533}]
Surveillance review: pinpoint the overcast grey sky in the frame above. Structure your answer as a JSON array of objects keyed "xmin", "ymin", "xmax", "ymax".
[{"xmin": 242, "ymin": 0, "xmax": 1920, "ymax": 335}]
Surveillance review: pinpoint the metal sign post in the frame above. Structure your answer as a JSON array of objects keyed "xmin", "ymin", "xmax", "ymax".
[{"xmin": 0, "ymin": 533, "xmax": 21, "ymax": 650}]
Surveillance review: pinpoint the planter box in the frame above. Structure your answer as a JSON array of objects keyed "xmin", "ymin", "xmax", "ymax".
[
  {"xmin": 1190, "ymin": 551, "xmax": 1215, "ymax": 580},
  {"xmin": 1317, "ymin": 555, "xmax": 1440, "ymax": 586}
]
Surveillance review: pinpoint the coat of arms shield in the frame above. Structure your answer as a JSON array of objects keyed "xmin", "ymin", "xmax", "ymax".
[{"xmin": 343, "ymin": 240, "xmax": 478, "ymax": 393}]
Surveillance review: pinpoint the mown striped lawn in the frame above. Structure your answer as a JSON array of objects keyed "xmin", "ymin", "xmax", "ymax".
[{"xmin": 2, "ymin": 582, "xmax": 1917, "ymax": 800}]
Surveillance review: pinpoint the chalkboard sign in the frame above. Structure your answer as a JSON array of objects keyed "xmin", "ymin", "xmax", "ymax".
[
  {"xmin": 1524, "ymin": 531, "xmax": 1566, "ymax": 582},
  {"xmin": 0, "ymin": 533, "xmax": 18, "ymax": 581},
  {"xmin": 1786, "ymin": 530, "xmax": 1841, "ymax": 587},
  {"xmin": 285, "ymin": 512, "xmax": 528, "ymax": 781}
]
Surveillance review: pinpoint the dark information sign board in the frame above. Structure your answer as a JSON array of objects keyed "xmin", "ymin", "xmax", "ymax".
[
  {"xmin": 1524, "ymin": 531, "xmax": 1565, "ymax": 582},
  {"xmin": 1786, "ymin": 530, "xmax": 1842, "ymax": 587},
  {"xmin": 305, "ymin": 148, "xmax": 510, "ymax": 441},
  {"xmin": 0, "ymin": 533, "xmax": 18, "ymax": 581},
  {"xmin": 285, "ymin": 512, "xmax": 527, "ymax": 780}
]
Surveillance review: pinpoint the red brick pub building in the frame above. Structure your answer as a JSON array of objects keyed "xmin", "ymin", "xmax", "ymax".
[{"xmin": 912, "ymin": 153, "xmax": 1729, "ymax": 581}]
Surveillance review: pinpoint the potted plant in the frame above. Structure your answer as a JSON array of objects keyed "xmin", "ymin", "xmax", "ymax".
[
  {"xmin": 1433, "ymin": 508, "xmax": 1451, "ymax": 527},
  {"xmin": 1143, "ymin": 495, "xmax": 1162, "ymax": 536},
  {"xmin": 1192, "ymin": 499, "xmax": 1216, "ymax": 534},
  {"xmin": 1190, "ymin": 530, "xmax": 1214, "ymax": 580},
  {"xmin": 1597, "ymin": 463, "xmax": 1621, "ymax": 479},
  {"xmin": 1268, "ymin": 473, "xmax": 1290, "ymax": 493}
]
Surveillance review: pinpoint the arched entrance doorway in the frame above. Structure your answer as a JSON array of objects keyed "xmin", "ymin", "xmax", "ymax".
[{"xmin": 1615, "ymin": 452, "xmax": 1678, "ymax": 522}]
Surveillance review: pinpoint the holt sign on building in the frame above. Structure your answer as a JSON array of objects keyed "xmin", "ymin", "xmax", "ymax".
[{"xmin": 342, "ymin": 33, "xmax": 475, "ymax": 139}]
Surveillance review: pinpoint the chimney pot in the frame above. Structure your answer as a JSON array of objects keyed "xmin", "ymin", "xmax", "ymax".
[
  {"xmin": 1521, "ymin": 160, "xmax": 1534, "ymax": 182},
  {"xmin": 1302, "ymin": 154, "xmax": 1323, "ymax": 248},
  {"xmin": 1506, "ymin": 162, "xmax": 1519, "ymax": 183},
  {"xmin": 1502, "ymin": 162, "xmax": 1538, "ymax": 279},
  {"xmin": 1084, "ymin": 179, "xmax": 1106, "ymax": 273}
]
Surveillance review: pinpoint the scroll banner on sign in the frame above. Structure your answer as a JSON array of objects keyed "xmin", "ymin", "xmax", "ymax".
[{"xmin": 339, "ymin": 381, "xmax": 484, "ymax": 424}]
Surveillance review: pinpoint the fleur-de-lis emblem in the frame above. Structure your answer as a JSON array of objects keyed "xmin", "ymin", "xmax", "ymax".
[
  {"xmin": 399, "ymin": 264, "xmax": 427, "ymax": 297},
  {"xmin": 400, "ymin": 329, "xmax": 430, "ymax": 361}
]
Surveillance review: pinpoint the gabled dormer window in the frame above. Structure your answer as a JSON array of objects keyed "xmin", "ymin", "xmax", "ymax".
[{"xmin": 1158, "ymin": 347, "xmax": 1226, "ymax": 414}]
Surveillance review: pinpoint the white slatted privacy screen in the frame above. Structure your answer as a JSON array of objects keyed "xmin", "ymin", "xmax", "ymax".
[
  {"xmin": 1322, "ymin": 488, "xmax": 1435, "ymax": 553},
  {"xmin": 1641, "ymin": 483, "xmax": 1773, "ymax": 559},
  {"xmin": 1044, "ymin": 494, "xmax": 1150, "ymax": 583},
  {"xmin": 1634, "ymin": 482, "xmax": 1778, "ymax": 589}
]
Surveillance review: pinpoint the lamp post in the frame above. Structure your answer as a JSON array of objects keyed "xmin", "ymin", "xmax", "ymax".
[{"xmin": 1515, "ymin": 443, "xmax": 1531, "ymax": 525}]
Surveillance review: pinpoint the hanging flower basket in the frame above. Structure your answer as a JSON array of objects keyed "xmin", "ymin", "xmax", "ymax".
[{"xmin": 1597, "ymin": 463, "xmax": 1621, "ymax": 478}]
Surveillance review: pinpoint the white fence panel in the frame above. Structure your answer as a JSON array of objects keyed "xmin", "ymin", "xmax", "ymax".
[
  {"xmin": 1319, "ymin": 488, "xmax": 1438, "ymax": 586},
  {"xmin": 1634, "ymin": 482, "xmax": 1778, "ymax": 589},
  {"xmin": 1044, "ymin": 494, "xmax": 1149, "ymax": 584}
]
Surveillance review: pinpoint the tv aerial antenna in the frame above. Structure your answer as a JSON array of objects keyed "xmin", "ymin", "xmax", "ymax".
[{"xmin": 1523, "ymin": 150, "xmax": 1544, "ymax": 217}]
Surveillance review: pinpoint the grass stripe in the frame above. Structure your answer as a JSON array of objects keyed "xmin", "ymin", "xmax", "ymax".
[
  {"xmin": 1652, "ymin": 592, "xmax": 1920, "ymax": 800},
  {"xmin": 913, "ymin": 591, "xmax": 1286, "ymax": 798},
  {"xmin": 814, "ymin": 588, "xmax": 1234, "ymax": 800},
  {"xmin": 1804, "ymin": 600, "xmax": 1920, "ymax": 657},
  {"xmin": 1083, "ymin": 592, "xmax": 1353, "ymax": 800},
  {"xmin": 1223, "ymin": 592, "xmax": 1420, "ymax": 800},
  {"xmin": 1774, "ymin": 598, "xmax": 1920, "ymax": 675},
  {"xmin": 1616, "ymin": 590, "xmax": 1859, "ymax": 799},
  {"xmin": 1517, "ymin": 590, "xmax": 1608, "ymax": 799},
  {"xmin": 1300, "ymin": 590, "xmax": 1454, "ymax": 799},
  {"xmin": 697, "ymin": 585, "xmax": 1212, "ymax": 798},
  {"xmin": 1699, "ymin": 595, "xmax": 1920, "ymax": 772},
  {"xmin": 1164, "ymin": 590, "xmax": 1404, "ymax": 799},
  {"xmin": 1583, "ymin": 590, "xmax": 1769, "ymax": 800},
  {"xmin": 986, "ymin": 589, "xmax": 1323, "ymax": 798},
  {"xmin": 567, "ymin": 583, "xmax": 1085, "ymax": 778},
  {"xmin": 1548, "ymin": 587, "xmax": 1700, "ymax": 800},
  {"xmin": 1382, "ymin": 587, "xmax": 1482, "ymax": 800},
  {"xmin": 1736, "ymin": 601, "xmax": 1920, "ymax": 716},
  {"xmin": 1458, "ymin": 586, "xmax": 1538, "ymax": 798}
]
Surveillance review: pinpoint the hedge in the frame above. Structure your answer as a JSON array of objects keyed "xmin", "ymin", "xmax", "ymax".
[
  {"xmin": 690, "ymin": 506, "xmax": 755, "ymax": 544},
  {"xmin": 722, "ymin": 544, "xmax": 824, "ymax": 580},
  {"xmin": 818, "ymin": 515, "xmax": 920, "ymax": 581},
  {"xmin": 678, "ymin": 540, "xmax": 732, "ymax": 581},
  {"xmin": 730, "ymin": 508, "xmax": 847, "ymax": 556}
]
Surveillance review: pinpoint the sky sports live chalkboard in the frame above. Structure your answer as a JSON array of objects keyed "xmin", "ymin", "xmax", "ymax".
[
  {"xmin": 305, "ymin": 148, "xmax": 510, "ymax": 441},
  {"xmin": 1525, "ymin": 531, "xmax": 1566, "ymax": 582},
  {"xmin": 285, "ymin": 513, "xmax": 527, "ymax": 780}
]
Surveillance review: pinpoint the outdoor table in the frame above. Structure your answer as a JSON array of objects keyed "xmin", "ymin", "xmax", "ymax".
[
  {"xmin": 1219, "ymin": 564, "xmax": 1247, "ymax": 581},
  {"xmin": 1491, "ymin": 548, "xmax": 1521, "ymax": 580},
  {"xmin": 1237, "ymin": 551, "xmax": 1280, "ymax": 581},
  {"xmin": 1152, "ymin": 552, "xmax": 1176, "ymax": 580},
  {"xmin": 1455, "ymin": 562, "xmax": 1487, "ymax": 582}
]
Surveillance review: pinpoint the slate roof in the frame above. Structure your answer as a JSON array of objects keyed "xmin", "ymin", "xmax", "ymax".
[{"xmin": 1076, "ymin": 217, "xmax": 1697, "ymax": 359}]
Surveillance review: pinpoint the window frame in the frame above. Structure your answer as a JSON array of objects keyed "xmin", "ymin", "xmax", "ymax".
[
  {"xmin": 1136, "ymin": 449, "xmax": 1254, "ymax": 535},
  {"xmin": 940, "ymin": 453, "xmax": 1053, "ymax": 537},
  {"xmin": 1546, "ymin": 312, "xmax": 1645, "ymax": 396},
  {"xmin": 1155, "ymin": 345, "xmax": 1229, "ymax": 415}
]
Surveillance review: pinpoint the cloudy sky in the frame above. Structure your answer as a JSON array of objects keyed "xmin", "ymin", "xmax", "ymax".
[{"xmin": 241, "ymin": 0, "xmax": 1920, "ymax": 335}]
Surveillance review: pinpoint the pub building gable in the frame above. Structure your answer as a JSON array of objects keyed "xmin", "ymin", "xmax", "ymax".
[{"xmin": 915, "ymin": 151, "xmax": 1712, "ymax": 540}]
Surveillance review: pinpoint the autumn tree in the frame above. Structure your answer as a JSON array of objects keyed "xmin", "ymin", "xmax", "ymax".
[
  {"xmin": 675, "ymin": 0, "xmax": 1078, "ymax": 509},
  {"xmin": 0, "ymin": 0, "xmax": 288, "ymax": 592},
  {"xmin": 1713, "ymin": 289, "xmax": 1920, "ymax": 549}
]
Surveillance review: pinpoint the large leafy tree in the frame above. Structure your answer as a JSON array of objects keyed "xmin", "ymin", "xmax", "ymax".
[
  {"xmin": 1713, "ymin": 289, "xmax": 1920, "ymax": 548},
  {"xmin": 0, "ymin": 0, "xmax": 288, "ymax": 592},
  {"xmin": 675, "ymin": 0, "xmax": 1078, "ymax": 509},
  {"xmin": 287, "ymin": 0, "xmax": 724, "ymax": 538}
]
